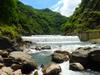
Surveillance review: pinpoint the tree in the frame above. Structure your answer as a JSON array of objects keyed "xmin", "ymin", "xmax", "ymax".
[{"xmin": 0, "ymin": 0, "xmax": 18, "ymax": 24}]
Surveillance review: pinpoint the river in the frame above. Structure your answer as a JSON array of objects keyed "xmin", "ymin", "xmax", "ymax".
[{"xmin": 22, "ymin": 35, "xmax": 100, "ymax": 75}]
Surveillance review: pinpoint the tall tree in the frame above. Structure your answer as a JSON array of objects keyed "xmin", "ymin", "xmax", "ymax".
[{"xmin": 0, "ymin": 0, "xmax": 18, "ymax": 24}]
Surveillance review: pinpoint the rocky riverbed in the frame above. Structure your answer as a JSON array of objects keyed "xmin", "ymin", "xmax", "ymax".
[
  {"xmin": 70, "ymin": 47, "xmax": 100, "ymax": 71},
  {"xmin": 0, "ymin": 36, "xmax": 37, "ymax": 75},
  {"xmin": 0, "ymin": 36, "xmax": 100, "ymax": 75}
]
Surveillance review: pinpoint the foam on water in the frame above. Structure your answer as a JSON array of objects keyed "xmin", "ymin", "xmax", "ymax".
[
  {"xmin": 21, "ymin": 35, "xmax": 100, "ymax": 75},
  {"xmin": 22, "ymin": 35, "xmax": 81, "ymax": 44},
  {"xmin": 59, "ymin": 61, "xmax": 69, "ymax": 75}
]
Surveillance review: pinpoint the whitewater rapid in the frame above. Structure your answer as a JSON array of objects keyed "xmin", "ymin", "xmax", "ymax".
[{"xmin": 22, "ymin": 35, "xmax": 100, "ymax": 75}]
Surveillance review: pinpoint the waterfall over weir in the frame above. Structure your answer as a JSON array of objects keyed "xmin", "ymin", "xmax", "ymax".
[
  {"xmin": 21, "ymin": 35, "xmax": 81, "ymax": 45},
  {"xmin": 21, "ymin": 35, "xmax": 100, "ymax": 75}
]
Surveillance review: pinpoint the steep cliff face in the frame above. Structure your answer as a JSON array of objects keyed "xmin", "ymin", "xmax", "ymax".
[{"xmin": 63, "ymin": 0, "xmax": 100, "ymax": 33}]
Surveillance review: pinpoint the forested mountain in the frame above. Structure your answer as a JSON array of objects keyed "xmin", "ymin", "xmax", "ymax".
[
  {"xmin": 0, "ymin": 0, "xmax": 67, "ymax": 39},
  {"xmin": 62, "ymin": 0, "xmax": 100, "ymax": 33}
]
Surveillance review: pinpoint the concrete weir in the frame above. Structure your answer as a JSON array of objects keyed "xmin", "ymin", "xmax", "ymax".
[{"xmin": 21, "ymin": 35, "xmax": 81, "ymax": 45}]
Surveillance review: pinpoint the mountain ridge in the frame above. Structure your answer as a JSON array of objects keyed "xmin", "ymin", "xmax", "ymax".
[
  {"xmin": 62, "ymin": 0, "xmax": 100, "ymax": 33},
  {"xmin": 0, "ymin": 0, "xmax": 67, "ymax": 39}
]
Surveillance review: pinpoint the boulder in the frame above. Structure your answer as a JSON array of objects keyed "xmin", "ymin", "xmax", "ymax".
[
  {"xmin": 0, "ymin": 36, "xmax": 13, "ymax": 50},
  {"xmin": 70, "ymin": 63, "xmax": 84, "ymax": 71},
  {"xmin": 88, "ymin": 50, "xmax": 100, "ymax": 62},
  {"xmin": 1, "ymin": 51, "xmax": 9, "ymax": 58},
  {"xmin": 9, "ymin": 51, "xmax": 37, "ymax": 74},
  {"xmin": 13, "ymin": 69, "xmax": 22, "ymax": 75},
  {"xmin": 0, "ymin": 50, "xmax": 9, "ymax": 58},
  {"xmin": 43, "ymin": 63, "xmax": 61, "ymax": 75},
  {"xmin": 52, "ymin": 50, "xmax": 70, "ymax": 63},
  {"xmin": 21, "ymin": 61, "xmax": 37, "ymax": 74},
  {"xmin": 9, "ymin": 51, "xmax": 32, "ymax": 62},
  {"xmin": 70, "ymin": 47, "xmax": 93, "ymax": 67},
  {"xmin": 0, "ymin": 36, "xmax": 21, "ymax": 52},
  {"xmin": 3, "ymin": 58, "xmax": 13, "ymax": 66},
  {"xmin": 71, "ymin": 47, "xmax": 100, "ymax": 70},
  {"xmin": 0, "ymin": 63, "xmax": 4, "ymax": 69},
  {"xmin": 1, "ymin": 67, "xmax": 13, "ymax": 75},
  {"xmin": 77, "ymin": 47, "xmax": 91, "ymax": 50},
  {"xmin": 41, "ymin": 45, "xmax": 51, "ymax": 50},
  {"xmin": 0, "ymin": 71, "xmax": 8, "ymax": 75},
  {"xmin": 34, "ymin": 71, "xmax": 38, "ymax": 75},
  {"xmin": 11, "ymin": 64, "xmax": 22, "ymax": 71},
  {"xmin": 88, "ymin": 50, "xmax": 100, "ymax": 71}
]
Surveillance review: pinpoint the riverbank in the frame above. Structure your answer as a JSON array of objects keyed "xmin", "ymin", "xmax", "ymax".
[
  {"xmin": 0, "ymin": 35, "xmax": 100, "ymax": 75},
  {"xmin": 89, "ymin": 39, "xmax": 100, "ymax": 44},
  {"xmin": 0, "ymin": 36, "xmax": 38, "ymax": 75}
]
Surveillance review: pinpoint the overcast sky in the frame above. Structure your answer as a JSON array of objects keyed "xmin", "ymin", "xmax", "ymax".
[{"xmin": 20, "ymin": 0, "xmax": 81, "ymax": 17}]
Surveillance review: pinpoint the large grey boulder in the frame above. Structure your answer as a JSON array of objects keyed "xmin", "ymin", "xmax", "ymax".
[
  {"xmin": 0, "ymin": 36, "xmax": 22, "ymax": 52},
  {"xmin": 13, "ymin": 69, "xmax": 22, "ymax": 75},
  {"xmin": 88, "ymin": 50, "xmax": 100, "ymax": 62},
  {"xmin": 0, "ymin": 36, "xmax": 13, "ymax": 50},
  {"xmin": 88, "ymin": 50, "xmax": 100, "ymax": 71},
  {"xmin": 43, "ymin": 63, "xmax": 61, "ymax": 75},
  {"xmin": 71, "ymin": 47, "xmax": 100, "ymax": 71},
  {"xmin": 3, "ymin": 58, "xmax": 13, "ymax": 66},
  {"xmin": 34, "ymin": 71, "xmax": 38, "ymax": 75},
  {"xmin": 11, "ymin": 64, "xmax": 22, "ymax": 71},
  {"xmin": 0, "ymin": 50, "xmax": 9, "ymax": 58},
  {"xmin": 70, "ymin": 63, "xmax": 84, "ymax": 71},
  {"xmin": 70, "ymin": 47, "xmax": 93, "ymax": 67},
  {"xmin": 9, "ymin": 51, "xmax": 32, "ymax": 62},
  {"xmin": 52, "ymin": 50, "xmax": 70, "ymax": 63},
  {"xmin": 0, "ymin": 63, "xmax": 4, "ymax": 69},
  {"xmin": 0, "ymin": 71, "xmax": 8, "ymax": 75},
  {"xmin": 9, "ymin": 51, "xmax": 37, "ymax": 74},
  {"xmin": 1, "ymin": 67, "xmax": 13, "ymax": 75}
]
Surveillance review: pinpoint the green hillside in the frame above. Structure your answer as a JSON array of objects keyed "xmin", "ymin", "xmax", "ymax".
[
  {"xmin": 0, "ymin": 0, "xmax": 67, "ymax": 39},
  {"xmin": 62, "ymin": 0, "xmax": 100, "ymax": 33}
]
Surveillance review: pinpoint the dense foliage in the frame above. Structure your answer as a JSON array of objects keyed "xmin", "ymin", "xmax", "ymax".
[
  {"xmin": 0, "ymin": 0, "xmax": 18, "ymax": 24},
  {"xmin": 0, "ymin": 0, "xmax": 67, "ymax": 39},
  {"xmin": 63, "ymin": 0, "xmax": 100, "ymax": 33}
]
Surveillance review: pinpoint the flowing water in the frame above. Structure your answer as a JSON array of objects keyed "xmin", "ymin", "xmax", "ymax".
[{"xmin": 22, "ymin": 35, "xmax": 100, "ymax": 75}]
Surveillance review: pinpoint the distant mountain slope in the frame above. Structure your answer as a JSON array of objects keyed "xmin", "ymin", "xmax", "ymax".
[
  {"xmin": 63, "ymin": 0, "xmax": 100, "ymax": 33},
  {"xmin": 0, "ymin": 0, "xmax": 67, "ymax": 39}
]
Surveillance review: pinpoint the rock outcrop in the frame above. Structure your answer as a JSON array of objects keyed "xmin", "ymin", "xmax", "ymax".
[
  {"xmin": 70, "ymin": 47, "xmax": 89, "ymax": 67},
  {"xmin": 1, "ymin": 67, "xmax": 13, "ymax": 75},
  {"xmin": 0, "ymin": 50, "xmax": 37, "ymax": 75},
  {"xmin": 0, "ymin": 37, "xmax": 38, "ymax": 75},
  {"xmin": 9, "ymin": 51, "xmax": 37, "ymax": 74},
  {"xmin": 88, "ymin": 50, "xmax": 100, "ymax": 71},
  {"xmin": 0, "ymin": 36, "xmax": 13, "ymax": 50},
  {"xmin": 13, "ymin": 69, "xmax": 22, "ymax": 75},
  {"xmin": 70, "ymin": 63, "xmax": 84, "ymax": 71},
  {"xmin": 43, "ymin": 63, "xmax": 61, "ymax": 75},
  {"xmin": 70, "ymin": 47, "xmax": 100, "ymax": 71},
  {"xmin": 52, "ymin": 50, "xmax": 70, "ymax": 63}
]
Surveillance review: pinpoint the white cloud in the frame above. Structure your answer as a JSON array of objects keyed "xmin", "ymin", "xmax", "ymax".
[{"xmin": 50, "ymin": 0, "xmax": 81, "ymax": 17}]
